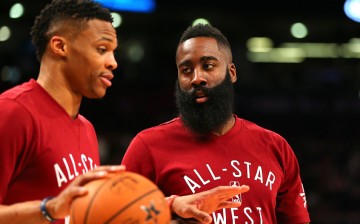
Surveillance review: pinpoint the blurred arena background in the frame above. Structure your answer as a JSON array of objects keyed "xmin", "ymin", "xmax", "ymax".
[{"xmin": 0, "ymin": 0, "xmax": 359, "ymax": 223}]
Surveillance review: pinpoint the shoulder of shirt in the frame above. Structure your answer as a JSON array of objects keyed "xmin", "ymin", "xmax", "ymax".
[
  {"xmin": 137, "ymin": 117, "xmax": 180, "ymax": 133},
  {"xmin": 159, "ymin": 117, "xmax": 179, "ymax": 126},
  {"xmin": 0, "ymin": 80, "xmax": 37, "ymax": 115},
  {"xmin": 0, "ymin": 79, "xmax": 36, "ymax": 101},
  {"xmin": 236, "ymin": 115, "xmax": 284, "ymax": 139}
]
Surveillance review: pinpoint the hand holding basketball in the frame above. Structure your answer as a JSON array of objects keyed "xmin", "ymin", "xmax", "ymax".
[{"xmin": 70, "ymin": 171, "xmax": 171, "ymax": 224}]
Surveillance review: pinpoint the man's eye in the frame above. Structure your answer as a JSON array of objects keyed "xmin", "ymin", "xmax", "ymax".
[
  {"xmin": 204, "ymin": 64, "xmax": 214, "ymax": 70},
  {"xmin": 98, "ymin": 48, "xmax": 107, "ymax": 54},
  {"xmin": 183, "ymin": 68, "xmax": 192, "ymax": 74}
]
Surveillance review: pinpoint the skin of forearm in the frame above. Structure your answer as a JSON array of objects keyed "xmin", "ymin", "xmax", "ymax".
[{"xmin": 0, "ymin": 201, "xmax": 49, "ymax": 224}]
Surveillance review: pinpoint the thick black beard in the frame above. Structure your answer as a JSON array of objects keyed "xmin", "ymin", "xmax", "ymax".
[{"xmin": 175, "ymin": 71, "xmax": 235, "ymax": 135}]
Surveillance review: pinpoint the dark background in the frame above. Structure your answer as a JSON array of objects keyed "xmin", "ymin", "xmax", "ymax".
[{"xmin": 1, "ymin": 0, "xmax": 359, "ymax": 223}]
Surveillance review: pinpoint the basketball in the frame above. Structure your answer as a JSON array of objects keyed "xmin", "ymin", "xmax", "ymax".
[{"xmin": 70, "ymin": 171, "xmax": 171, "ymax": 224}]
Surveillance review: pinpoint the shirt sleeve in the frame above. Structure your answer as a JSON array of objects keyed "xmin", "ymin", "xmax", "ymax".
[
  {"xmin": 275, "ymin": 137, "xmax": 310, "ymax": 223},
  {"xmin": 0, "ymin": 99, "xmax": 34, "ymax": 203},
  {"xmin": 121, "ymin": 133, "xmax": 156, "ymax": 182}
]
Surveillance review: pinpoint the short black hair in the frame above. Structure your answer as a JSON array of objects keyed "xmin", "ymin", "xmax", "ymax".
[
  {"xmin": 177, "ymin": 23, "xmax": 232, "ymax": 61},
  {"xmin": 31, "ymin": 0, "xmax": 113, "ymax": 61}
]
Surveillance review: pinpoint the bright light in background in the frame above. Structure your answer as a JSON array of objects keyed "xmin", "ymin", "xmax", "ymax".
[
  {"xmin": 0, "ymin": 26, "xmax": 11, "ymax": 41},
  {"xmin": 247, "ymin": 37, "xmax": 273, "ymax": 52},
  {"xmin": 246, "ymin": 38, "xmax": 360, "ymax": 63},
  {"xmin": 126, "ymin": 41, "xmax": 145, "ymax": 63},
  {"xmin": 281, "ymin": 43, "xmax": 338, "ymax": 58},
  {"xmin": 344, "ymin": 0, "xmax": 360, "ymax": 22},
  {"xmin": 95, "ymin": 0, "xmax": 155, "ymax": 13},
  {"xmin": 9, "ymin": 3, "xmax": 24, "ymax": 19},
  {"xmin": 247, "ymin": 48, "xmax": 305, "ymax": 63},
  {"xmin": 111, "ymin": 12, "xmax": 122, "ymax": 28},
  {"xmin": 347, "ymin": 38, "xmax": 360, "ymax": 52},
  {"xmin": 192, "ymin": 18, "xmax": 210, "ymax": 26},
  {"xmin": 290, "ymin": 22, "xmax": 308, "ymax": 39}
]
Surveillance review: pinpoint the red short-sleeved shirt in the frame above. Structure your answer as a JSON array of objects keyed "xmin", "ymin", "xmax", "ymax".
[
  {"xmin": 122, "ymin": 116, "xmax": 310, "ymax": 223},
  {"xmin": 0, "ymin": 79, "xmax": 100, "ymax": 224}
]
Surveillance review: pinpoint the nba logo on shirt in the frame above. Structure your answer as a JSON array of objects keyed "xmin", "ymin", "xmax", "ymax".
[{"xmin": 230, "ymin": 181, "xmax": 242, "ymax": 202}]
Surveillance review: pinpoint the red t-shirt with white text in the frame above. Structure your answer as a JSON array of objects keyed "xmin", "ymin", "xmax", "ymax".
[
  {"xmin": 0, "ymin": 79, "xmax": 100, "ymax": 224},
  {"xmin": 122, "ymin": 116, "xmax": 310, "ymax": 223}
]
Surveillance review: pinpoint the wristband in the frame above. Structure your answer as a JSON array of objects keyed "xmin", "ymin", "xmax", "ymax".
[
  {"xmin": 40, "ymin": 196, "xmax": 58, "ymax": 222},
  {"xmin": 166, "ymin": 195, "xmax": 179, "ymax": 208}
]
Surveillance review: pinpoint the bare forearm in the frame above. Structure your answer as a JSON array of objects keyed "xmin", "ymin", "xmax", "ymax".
[{"xmin": 0, "ymin": 202, "xmax": 49, "ymax": 224}]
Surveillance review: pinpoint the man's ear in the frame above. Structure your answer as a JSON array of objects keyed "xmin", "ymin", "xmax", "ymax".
[
  {"xmin": 49, "ymin": 36, "xmax": 66, "ymax": 56},
  {"xmin": 228, "ymin": 63, "xmax": 237, "ymax": 83}
]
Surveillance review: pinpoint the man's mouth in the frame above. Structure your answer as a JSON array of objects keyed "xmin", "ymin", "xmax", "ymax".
[
  {"xmin": 195, "ymin": 91, "xmax": 208, "ymax": 103},
  {"xmin": 100, "ymin": 73, "xmax": 113, "ymax": 87}
]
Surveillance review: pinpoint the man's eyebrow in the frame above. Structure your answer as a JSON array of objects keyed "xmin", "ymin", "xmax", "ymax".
[
  {"xmin": 96, "ymin": 36, "xmax": 115, "ymax": 42},
  {"xmin": 178, "ymin": 60, "xmax": 191, "ymax": 67},
  {"xmin": 200, "ymin": 56, "xmax": 218, "ymax": 62},
  {"xmin": 178, "ymin": 56, "xmax": 219, "ymax": 67}
]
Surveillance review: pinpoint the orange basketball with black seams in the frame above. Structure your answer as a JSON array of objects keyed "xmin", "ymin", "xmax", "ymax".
[{"xmin": 70, "ymin": 171, "xmax": 171, "ymax": 224}]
